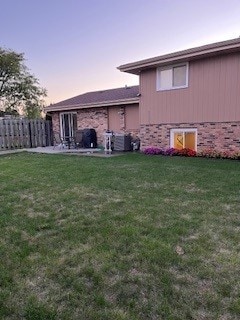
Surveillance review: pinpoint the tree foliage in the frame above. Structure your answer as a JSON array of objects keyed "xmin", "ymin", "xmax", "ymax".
[{"xmin": 0, "ymin": 48, "xmax": 47, "ymax": 118}]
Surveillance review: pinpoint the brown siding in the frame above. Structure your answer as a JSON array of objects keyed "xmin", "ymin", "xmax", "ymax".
[
  {"xmin": 108, "ymin": 104, "xmax": 139, "ymax": 133},
  {"xmin": 140, "ymin": 53, "xmax": 240, "ymax": 124},
  {"xmin": 108, "ymin": 106, "xmax": 121, "ymax": 132},
  {"xmin": 125, "ymin": 104, "xmax": 139, "ymax": 130}
]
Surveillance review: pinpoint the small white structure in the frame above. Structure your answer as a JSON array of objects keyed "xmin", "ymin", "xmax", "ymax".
[{"xmin": 104, "ymin": 132, "xmax": 114, "ymax": 154}]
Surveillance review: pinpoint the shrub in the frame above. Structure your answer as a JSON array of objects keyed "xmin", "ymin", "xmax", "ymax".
[
  {"xmin": 144, "ymin": 147, "xmax": 240, "ymax": 160},
  {"xmin": 198, "ymin": 149, "xmax": 240, "ymax": 160},
  {"xmin": 164, "ymin": 148, "xmax": 178, "ymax": 156},
  {"xmin": 178, "ymin": 148, "xmax": 197, "ymax": 157},
  {"xmin": 143, "ymin": 147, "xmax": 163, "ymax": 155},
  {"xmin": 144, "ymin": 147, "xmax": 196, "ymax": 157}
]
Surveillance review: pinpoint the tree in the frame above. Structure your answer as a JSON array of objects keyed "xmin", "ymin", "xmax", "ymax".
[{"xmin": 0, "ymin": 48, "xmax": 47, "ymax": 118}]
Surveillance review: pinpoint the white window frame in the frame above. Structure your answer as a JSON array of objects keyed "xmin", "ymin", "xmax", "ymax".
[
  {"xmin": 170, "ymin": 128, "xmax": 197, "ymax": 151},
  {"xmin": 156, "ymin": 62, "xmax": 189, "ymax": 91},
  {"xmin": 60, "ymin": 112, "xmax": 77, "ymax": 139}
]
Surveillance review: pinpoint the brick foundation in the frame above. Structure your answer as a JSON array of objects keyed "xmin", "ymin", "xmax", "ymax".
[{"xmin": 140, "ymin": 122, "xmax": 240, "ymax": 152}]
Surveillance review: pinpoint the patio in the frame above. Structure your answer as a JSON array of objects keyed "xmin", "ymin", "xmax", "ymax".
[{"xmin": 0, "ymin": 146, "xmax": 125, "ymax": 157}]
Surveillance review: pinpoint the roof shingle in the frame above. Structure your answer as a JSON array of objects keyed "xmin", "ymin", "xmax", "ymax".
[{"xmin": 48, "ymin": 85, "xmax": 139, "ymax": 110}]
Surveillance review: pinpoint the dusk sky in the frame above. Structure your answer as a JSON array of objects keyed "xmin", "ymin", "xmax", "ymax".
[{"xmin": 1, "ymin": 0, "xmax": 240, "ymax": 104}]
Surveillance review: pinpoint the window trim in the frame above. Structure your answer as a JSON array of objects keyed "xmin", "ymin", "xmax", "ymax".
[
  {"xmin": 60, "ymin": 112, "xmax": 77, "ymax": 139},
  {"xmin": 170, "ymin": 128, "xmax": 197, "ymax": 151},
  {"xmin": 156, "ymin": 62, "xmax": 189, "ymax": 91}
]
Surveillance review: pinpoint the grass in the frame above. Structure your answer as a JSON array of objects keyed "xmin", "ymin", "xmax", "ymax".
[{"xmin": 0, "ymin": 152, "xmax": 240, "ymax": 320}]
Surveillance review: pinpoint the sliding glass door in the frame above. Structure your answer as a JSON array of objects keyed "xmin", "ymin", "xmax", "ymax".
[{"xmin": 60, "ymin": 113, "xmax": 77, "ymax": 139}]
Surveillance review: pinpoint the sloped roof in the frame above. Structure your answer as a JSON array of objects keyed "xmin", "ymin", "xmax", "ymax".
[
  {"xmin": 118, "ymin": 38, "xmax": 240, "ymax": 74},
  {"xmin": 45, "ymin": 85, "xmax": 139, "ymax": 112}
]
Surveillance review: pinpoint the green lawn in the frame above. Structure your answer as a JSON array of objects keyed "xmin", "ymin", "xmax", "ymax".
[{"xmin": 0, "ymin": 152, "xmax": 240, "ymax": 320}]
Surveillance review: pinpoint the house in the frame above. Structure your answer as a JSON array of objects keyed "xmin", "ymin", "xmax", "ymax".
[
  {"xmin": 45, "ymin": 86, "xmax": 140, "ymax": 146},
  {"xmin": 118, "ymin": 38, "xmax": 240, "ymax": 152}
]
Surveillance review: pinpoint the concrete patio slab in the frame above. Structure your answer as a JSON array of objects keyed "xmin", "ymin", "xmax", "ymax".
[
  {"xmin": 0, "ymin": 146, "xmax": 126, "ymax": 157},
  {"xmin": 25, "ymin": 146, "xmax": 102, "ymax": 154},
  {"xmin": 26, "ymin": 146, "xmax": 125, "ymax": 157}
]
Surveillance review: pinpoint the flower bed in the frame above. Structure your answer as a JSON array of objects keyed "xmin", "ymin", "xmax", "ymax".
[
  {"xmin": 143, "ymin": 147, "xmax": 240, "ymax": 160},
  {"xmin": 144, "ymin": 147, "xmax": 196, "ymax": 157},
  {"xmin": 197, "ymin": 149, "xmax": 240, "ymax": 160}
]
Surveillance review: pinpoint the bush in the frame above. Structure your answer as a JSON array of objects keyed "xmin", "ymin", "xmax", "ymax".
[
  {"xmin": 144, "ymin": 147, "xmax": 239, "ymax": 160},
  {"xmin": 198, "ymin": 149, "xmax": 240, "ymax": 160},
  {"xmin": 143, "ymin": 147, "xmax": 164, "ymax": 155},
  {"xmin": 144, "ymin": 147, "xmax": 196, "ymax": 157},
  {"xmin": 164, "ymin": 148, "xmax": 178, "ymax": 156},
  {"xmin": 176, "ymin": 148, "xmax": 196, "ymax": 157}
]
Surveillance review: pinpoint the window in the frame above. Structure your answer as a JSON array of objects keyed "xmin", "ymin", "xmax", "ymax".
[
  {"xmin": 60, "ymin": 112, "xmax": 77, "ymax": 139},
  {"xmin": 170, "ymin": 128, "xmax": 197, "ymax": 151},
  {"xmin": 157, "ymin": 63, "xmax": 188, "ymax": 91}
]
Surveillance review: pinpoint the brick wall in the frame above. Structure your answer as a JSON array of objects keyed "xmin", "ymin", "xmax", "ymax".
[
  {"xmin": 140, "ymin": 122, "xmax": 240, "ymax": 152},
  {"xmin": 77, "ymin": 107, "xmax": 108, "ymax": 145},
  {"xmin": 52, "ymin": 113, "xmax": 60, "ymax": 133},
  {"xmin": 51, "ymin": 107, "xmax": 140, "ymax": 147}
]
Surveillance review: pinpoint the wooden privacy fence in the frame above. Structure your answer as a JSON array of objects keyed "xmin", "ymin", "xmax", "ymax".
[{"xmin": 0, "ymin": 119, "xmax": 52, "ymax": 150}]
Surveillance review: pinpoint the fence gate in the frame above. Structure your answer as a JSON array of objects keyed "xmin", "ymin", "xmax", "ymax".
[{"xmin": 0, "ymin": 119, "xmax": 52, "ymax": 150}]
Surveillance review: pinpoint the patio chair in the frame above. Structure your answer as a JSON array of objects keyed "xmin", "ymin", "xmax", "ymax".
[{"xmin": 53, "ymin": 131, "xmax": 66, "ymax": 149}]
